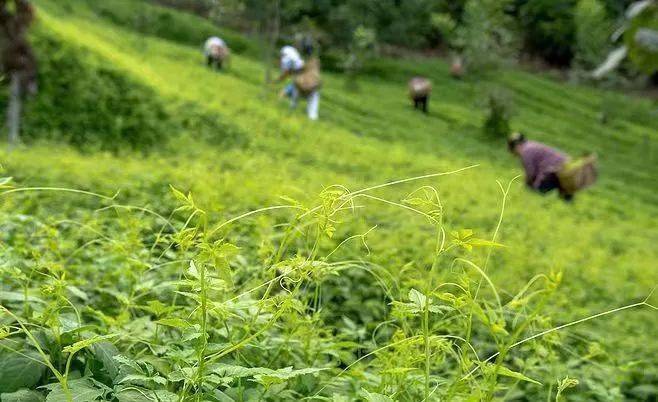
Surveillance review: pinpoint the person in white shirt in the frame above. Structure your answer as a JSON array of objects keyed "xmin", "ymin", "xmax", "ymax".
[
  {"xmin": 204, "ymin": 36, "xmax": 228, "ymax": 70},
  {"xmin": 276, "ymin": 46, "xmax": 320, "ymax": 121}
]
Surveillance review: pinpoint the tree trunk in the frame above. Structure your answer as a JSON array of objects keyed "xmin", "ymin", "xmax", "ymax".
[{"xmin": 7, "ymin": 71, "xmax": 22, "ymax": 148}]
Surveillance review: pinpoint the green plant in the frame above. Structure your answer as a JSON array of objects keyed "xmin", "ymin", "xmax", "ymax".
[
  {"xmin": 455, "ymin": 0, "xmax": 519, "ymax": 73},
  {"xmin": 483, "ymin": 89, "xmax": 513, "ymax": 139},
  {"xmin": 0, "ymin": 1, "xmax": 657, "ymax": 400},
  {"xmin": 574, "ymin": 0, "xmax": 612, "ymax": 70}
]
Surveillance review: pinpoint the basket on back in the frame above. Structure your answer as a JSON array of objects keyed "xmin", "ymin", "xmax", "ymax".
[
  {"xmin": 408, "ymin": 77, "xmax": 432, "ymax": 100},
  {"xmin": 210, "ymin": 44, "xmax": 230, "ymax": 62},
  {"xmin": 557, "ymin": 153, "xmax": 598, "ymax": 195},
  {"xmin": 294, "ymin": 58, "xmax": 322, "ymax": 97}
]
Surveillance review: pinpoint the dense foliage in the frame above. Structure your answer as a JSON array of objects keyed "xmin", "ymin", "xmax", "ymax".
[{"xmin": 0, "ymin": 0, "xmax": 657, "ymax": 400}]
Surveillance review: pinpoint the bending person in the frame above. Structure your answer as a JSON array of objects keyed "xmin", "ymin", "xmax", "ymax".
[
  {"xmin": 507, "ymin": 132, "xmax": 573, "ymax": 201},
  {"xmin": 277, "ymin": 45, "xmax": 320, "ymax": 121},
  {"xmin": 204, "ymin": 36, "xmax": 229, "ymax": 70}
]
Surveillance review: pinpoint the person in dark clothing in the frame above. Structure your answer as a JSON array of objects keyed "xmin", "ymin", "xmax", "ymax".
[
  {"xmin": 508, "ymin": 132, "xmax": 573, "ymax": 201},
  {"xmin": 413, "ymin": 95, "xmax": 429, "ymax": 113},
  {"xmin": 408, "ymin": 77, "xmax": 431, "ymax": 114}
]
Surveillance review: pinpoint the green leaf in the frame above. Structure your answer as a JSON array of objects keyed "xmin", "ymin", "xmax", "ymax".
[
  {"xmin": 408, "ymin": 288, "xmax": 427, "ymax": 310},
  {"xmin": 66, "ymin": 286, "xmax": 89, "ymax": 301},
  {"xmin": 252, "ymin": 367, "xmax": 325, "ymax": 387},
  {"xmin": 155, "ymin": 318, "xmax": 190, "ymax": 329},
  {"xmin": 468, "ymin": 238, "xmax": 505, "ymax": 248},
  {"xmin": 112, "ymin": 356, "xmax": 143, "ymax": 373},
  {"xmin": 169, "ymin": 185, "xmax": 187, "ymax": 203},
  {"xmin": 208, "ymin": 364, "xmax": 272, "ymax": 379},
  {"xmin": 63, "ymin": 334, "xmax": 117, "ymax": 355},
  {"xmin": 114, "ymin": 388, "xmax": 178, "ymax": 402},
  {"xmin": 0, "ymin": 176, "xmax": 13, "ymax": 189},
  {"xmin": 44, "ymin": 378, "xmax": 104, "ymax": 402},
  {"xmin": 186, "ymin": 261, "xmax": 199, "ymax": 279},
  {"xmin": 117, "ymin": 374, "xmax": 167, "ymax": 386},
  {"xmin": 91, "ymin": 342, "xmax": 120, "ymax": 380},
  {"xmin": 359, "ymin": 389, "xmax": 395, "ymax": 402},
  {"xmin": 0, "ymin": 352, "xmax": 46, "ymax": 393},
  {"xmin": 1, "ymin": 389, "xmax": 45, "ymax": 402},
  {"xmin": 556, "ymin": 376, "xmax": 579, "ymax": 400},
  {"xmin": 495, "ymin": 365, "xmax": 541, "ymax": 385}
]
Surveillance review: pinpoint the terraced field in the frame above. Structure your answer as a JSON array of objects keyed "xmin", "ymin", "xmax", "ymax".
[{"xmin": 0, "ymin": 0, "xmax": 656, "ymax": 400}]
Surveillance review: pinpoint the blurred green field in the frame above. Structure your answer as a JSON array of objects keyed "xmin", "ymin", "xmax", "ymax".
[{"xmin": 0, "ymin": 0, "xmax": 656, "ymax": 400}]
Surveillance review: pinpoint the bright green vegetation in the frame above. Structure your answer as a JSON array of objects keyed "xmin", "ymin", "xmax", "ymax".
[{"xmin": 0, "ymin": 1, "xmax": 657, "ymax": 401}]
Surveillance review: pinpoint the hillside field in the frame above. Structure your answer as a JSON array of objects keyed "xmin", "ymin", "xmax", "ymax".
[{"xmin": 0, "ymin": 1, "xmax": 657, "ymax": 401}]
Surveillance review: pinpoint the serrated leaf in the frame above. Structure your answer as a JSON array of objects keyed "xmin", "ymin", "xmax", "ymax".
[{"xmin": 408, "ymin": 288, "xmax": 427, "ymax": 309}]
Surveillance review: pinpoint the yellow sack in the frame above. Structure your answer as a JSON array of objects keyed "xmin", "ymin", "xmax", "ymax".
[
  {"xmin": 294, "ymin": 58, "xmax": 322, "ymax": 97},
  {"xmin": 557, "ymin": 154, "xmax": 598, "ymax": 195}
]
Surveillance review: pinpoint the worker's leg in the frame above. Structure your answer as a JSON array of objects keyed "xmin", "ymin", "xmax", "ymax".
[
  {"xmin": 289, "ymin": 85, "xmax": 299, "ymax": 109},
  {"xmin": 307, "ymin": 91, "xmax": 320, "ymax": 120},
  {"xmin": 537, "ymin": 173, "xmax": 560, "ymax": 194},
  {"xmin": 418, "ymin": 96, "xmax": 427, "ymax": 113}
]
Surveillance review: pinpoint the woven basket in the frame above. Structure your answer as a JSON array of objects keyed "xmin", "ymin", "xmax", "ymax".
[{"xmin": 557, "ymin": 154, "xmax": 598, "ymax": 194}]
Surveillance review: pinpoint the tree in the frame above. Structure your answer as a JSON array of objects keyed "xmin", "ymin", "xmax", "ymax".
[
  {"xmin": 0, "ymin": 0, "xmax": 37, "ymax": 147},
  {"xmin": 455, "ymin": 0, "xmax": 519, "ymax": 73},
  {"xmin": 518, "ymin": 0, "xmax": 578, "ymax": 66},
  {"xmin": 343, "ymin": 25, "xmax": 376, "ymax": 90},
  {"xmin": 594, "ymin": 0, "xmax": 658, "ymax": 78},
  {"xmin": 574, "ymin": 0, "xmax": 612, "ymax": 69}
]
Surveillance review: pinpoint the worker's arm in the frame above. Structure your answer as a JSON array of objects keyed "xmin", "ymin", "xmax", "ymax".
[{"xmin": 275, "ymin": 70, "xmax": 290, "ymax": 83}]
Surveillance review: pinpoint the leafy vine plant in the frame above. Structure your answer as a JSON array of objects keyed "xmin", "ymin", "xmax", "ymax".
[{"xmin": 0, "ymin": 169, "xmax": 656, "ymax": 401}]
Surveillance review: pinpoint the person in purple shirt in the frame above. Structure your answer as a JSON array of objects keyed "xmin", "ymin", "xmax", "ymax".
[{"xmin": 508, "ymin": 132, "xmax": 573, "ymax": 201}]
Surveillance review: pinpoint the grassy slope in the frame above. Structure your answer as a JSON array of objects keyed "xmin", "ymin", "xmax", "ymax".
[{"xmin": 2, "ymin": 0, "xmax": 657, "ymax": 384}]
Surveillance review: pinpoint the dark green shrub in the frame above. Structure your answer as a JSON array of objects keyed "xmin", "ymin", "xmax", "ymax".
[
  {"xmin": 518, "ymin": 0, "xmax": 577, "ymax": 66},
  {"xmin": 483, "ymin": 89, "xmax": 513, "ymax": 139},
  {"xmin": 174, "ymin": 102, "xmax": 250, "ymax": 149},
  {"xmin": 1, "ymin": 30, "xmax": 168, "ymax": 152},
  {"xmin": 0, "ymin": 21, "xmax": 251, "ymax": 153},
  {"xmin": 81, "ymin": 0, "xmax": 253, "ymax": 56}
]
